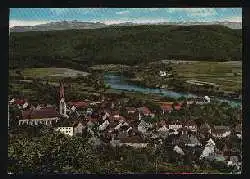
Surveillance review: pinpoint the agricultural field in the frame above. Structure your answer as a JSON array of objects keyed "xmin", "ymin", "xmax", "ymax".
[
  {"xmin": 21, "ymin": 68, "xmax": 90, "ymax": 80},
  {"xmin": 171, "ymin": 61, "xmax": 242, "ymax": 92}
]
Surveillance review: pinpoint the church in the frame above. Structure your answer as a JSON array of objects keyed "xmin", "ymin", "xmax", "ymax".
[{"xmin": 19, "ymin": 81, "xmax": 68, "ymax": 126}]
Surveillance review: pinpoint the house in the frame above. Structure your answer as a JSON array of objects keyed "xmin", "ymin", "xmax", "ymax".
[
  {"xmin": 12, "ymin": 99, "xmax": 28, "ymax": 109},
  {"xmin": 184, "ymin": 120, "xmax": 197, "ymax": 132},
  {"xmin": 227, "ymin": 156, "xmax": 240, "ymax": 167},
  {"xmin": 138, "ymin": 120, "xmax": 152, "ymax": 134},
  {"xmin": 137, "ymin": 107, "xmax": 154, "ymax": 117},
  {"xmin": 99, "ymin": 120, "xmax": 110, "ymax": 131},
  {"xmin": 68, "ymin": 101, "xmax": 88, "ymax": 110},
  {"xmin": 160, "ymin": 103, "xmax": 173, "ymax": 114},
  {"xmin": 159, "ymin": 71, "xmax": 167, "ymax": 77},
  {"xmin": 185, "ymin": 135, "xmax": 202, "ymax": 147},
  {"xmin": 55, "ymin": 126, "xmax": 74, "ymax": 136},
  {"xmin": 19, "ymin": 107, "xmax": 60, "ymax": 126},
  {"xmin": 211, "ymin": 126, "xmax": 231, "ymax": 139},
  {"xmin": 199, "ymin": 122, "xmax": 212, "ymax": 134},
  {"xmin": 173, "ymin": 145, "xmax": 185, "ymax": 155},
  {"xmin": 126, "ymin": 107, "xmax": 137, "ymax": 114},
  {"xmin": 112, "ymin": 111, "xmax": 120, "ymax": 118},
  {"xmin": 199, "ymin": 138, "xmax": 216, "ymax": 159},
  {"xmin": 73, "ymin": 122, "xmax": 85, "ymax": 136},
  {"xmin": 235, "ymin": 124, "xmax": 242, "ymax": 139},
  {"xmin": 174, "ymin": 103, "xmax": 182, "ymax": 111},
  {"xmin": 102, "ymin": 111, "xmax": 110, "ymax": 120},
  {"xmin": 168, "ymin": 120, "xmax": 183, "ymax": 131},
  {"xmin": 178, "ymin": 127, "xmax": 190, "ymax": 135},
  {"xmin": 194, "ymin": 96, "xmax": 210, "ymax": 105}
]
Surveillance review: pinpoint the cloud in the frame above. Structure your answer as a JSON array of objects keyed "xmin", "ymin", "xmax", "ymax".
[
  {"xmin": 103, "ymin": 18, "xmax": 169, "ymax": 25},
  {"xmin": 49, "ymin": 8, "xmax": 98, "ymax": 16},
  {"xmin": 9, "ymin": 20, "xmax": 50, "ymax": 28},
  {"xmin": 116, "ymin": 10, "xmax": 130, "ymax": 15},
  {"xmin": 167, "ymin": 8, "xmax": 217, "ymax": 17}
]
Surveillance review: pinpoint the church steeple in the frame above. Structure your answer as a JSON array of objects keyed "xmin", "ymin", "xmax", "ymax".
[
  {"xmin": 60, "ymin": 81, "xmax": 65, "ymax": 99},
  {"xmin": 59, "ymin": 81, "xmax": 67, "ymax": 116}
]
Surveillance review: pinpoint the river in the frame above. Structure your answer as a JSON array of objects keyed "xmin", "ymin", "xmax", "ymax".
[{"xmin": 104, "ymin": 73, "xmax": 241, "ymax": 108}]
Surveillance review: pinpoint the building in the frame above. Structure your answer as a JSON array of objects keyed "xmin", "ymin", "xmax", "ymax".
[
  {"xmin": 137, "ymin": 107, "xmax": 154, "ymax": 117},
  {"xmin": 59, "ymin": 82, "xmax": 67, "ymax": 117},
  {"xmin": 160, "ymin": 103, "xmax": 173, "ymax": 114},
  {"xmin": 73, "ymin": 122, "xmax": 85, "ymax": 136},
  {"xmin": 200, "ymin": 138, "xmax": 216, "ymax": 159},
  {"xmin": 211, "ymin": 126, "xmax": 231, "ymax": 139},
  {"xmin": 126, "ymin": 107, "xmax": 137, "ymax": 114},
  {"xmin": 235, "ymin": 123, "xmax": 242, "ymax": 139},
  {"xmin": 55, "ymin": 126, "xmax": 74, "ymax": 136},
  {"xmin": 168, "ymin": 120, "xmax": 183, "ymax": 131},
  {"xmin": 19, "ymin": 107, "xmax": 60, "ymax": 126},
  {"xmin": 184, "ymin": 120, "xmax": 197, "ymax": 132},
  {"xmin": 159, "ymin": 71, "xmax": 167, "ymax": 77}
]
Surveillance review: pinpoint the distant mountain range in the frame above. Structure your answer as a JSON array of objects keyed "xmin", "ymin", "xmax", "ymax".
[{"xmin": 10, "ymin": 20, "xmax": 242, "ymax": 32}]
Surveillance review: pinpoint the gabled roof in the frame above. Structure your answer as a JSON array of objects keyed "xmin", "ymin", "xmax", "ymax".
[
  {"xmin": 160, "ymin": 104, "xmax": 173, "ymax": 111},
  {"xmin": 126, "ymin": 107, "xmax": 137, "ymax": 112},
  {"xmin": 15, "ymin": 99, "xmax": 26, "ymax": 105},
  {"xmin": 212, "ymin": 126, "xmax": 231, "ymax": 134},
  {"xmin": 22, "ymin": 107, "xmax": 59, "ymax": 119},
  {"xmin": 174, "ymin": 103, "xmax": 182, "ymax": 110},
  {"xmin": 184, "ymin": 120, "xmax": 197, "ymax": 126},
  {"xmin": 73, "ymin": 122, "xmax": 85, "ymax": 128},
  {"xmin": 200, "ymin": 123, "xmax": 211, "ymax": 130},
  {"xmin": 137, "ymin": 107, "xmax": 152, "ymax": 115},
  {"xmin": 68, "ymin": 101, "xmax": 88, "ymax": 108},
  {"xmin": 187, "ymin": 135, "xmax": 201, "ymax": 145},
  {"xmin": 213, "ymin": 125, "xmax": 230, "ymax": 130}
]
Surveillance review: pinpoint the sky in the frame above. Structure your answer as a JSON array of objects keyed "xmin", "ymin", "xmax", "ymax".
[{"xmin": 9, "ymin": 8, "xmax": 242, "ymax": 27}]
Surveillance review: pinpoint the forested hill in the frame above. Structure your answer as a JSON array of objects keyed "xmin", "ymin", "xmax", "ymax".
[{"xmin": 9, "ymin": 25, "xmax": 242, "ymax": 69}]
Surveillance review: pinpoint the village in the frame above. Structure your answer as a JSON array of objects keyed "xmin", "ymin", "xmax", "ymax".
[{"xmin": 8, "ymin": 80, "xmax": 242, "ymax": 173}]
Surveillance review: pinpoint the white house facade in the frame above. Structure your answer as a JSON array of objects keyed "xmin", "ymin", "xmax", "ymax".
[{"xmin": 55, "ymin": 127, "xmax": 74, "ymax": 136}]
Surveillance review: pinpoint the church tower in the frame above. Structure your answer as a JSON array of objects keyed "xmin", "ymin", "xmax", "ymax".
[{"xmin": 59, "ymin": 82, "xmax": 67, "ymax": 116}]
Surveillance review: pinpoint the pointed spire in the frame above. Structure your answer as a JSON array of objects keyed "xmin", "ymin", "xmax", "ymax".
[{"xmin": 60, "ymin": 81, "xmax": 64, "ymax": 99}]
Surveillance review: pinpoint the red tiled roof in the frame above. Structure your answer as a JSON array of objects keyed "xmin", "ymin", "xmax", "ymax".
[
  {"xmin": 126, "ymin": 107, "xmax": 137, "ymax": 112},
  {"xmin": 137, "ymin": 107, "xmax": 152, "ymax": 115},
  {"xmin": 184, "ymin": 120, "xmax": 197, "ymax": 126},
  {"xmin": 22, "ymin": 107, "xmax": 59, "ymax": 119},
  {"xmin": 174, "ymin": 103, "xmax": 182, "ymax": 110},
  {"xmin": 161, "ymin": 104, "xmax": 173, "ymax": 111},
  {"xmin": 15, "ymin": 99, "xmax": 25, "ymax": 105},
  {"xmin": 112, "ymin": 111, "xmax": 120, "ymax": 116},
  {"xmin": 68, "ymin": 101, "xmax": 88, "ymax": 108}
]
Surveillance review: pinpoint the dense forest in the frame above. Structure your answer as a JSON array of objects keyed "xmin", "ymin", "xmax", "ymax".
[{"xmin": 9, "ymin": 25, "xmax": 242, "ymax": 69}]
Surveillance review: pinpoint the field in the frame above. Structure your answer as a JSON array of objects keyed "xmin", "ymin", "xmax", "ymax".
[
  {"xmin": 21, "ymin": 68, "xmax": 89, "ymax": 79},
  {"xmin": 171, "ymin": 61, "xmax": 242, "ymax": 92}
]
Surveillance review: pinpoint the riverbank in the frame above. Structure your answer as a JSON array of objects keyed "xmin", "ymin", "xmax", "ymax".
[
  {"xmin": 104, "ymin": 73, "xmax": 241, "ymax": 108},
  {"xmin": 120, "ymin": 61, "xmax": 241, "ymax": 102}
]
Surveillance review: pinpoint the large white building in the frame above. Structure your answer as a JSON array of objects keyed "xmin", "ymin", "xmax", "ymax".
[{"xmin": 55, "ymin": 127, "xmax": 74, "ymax": 136}]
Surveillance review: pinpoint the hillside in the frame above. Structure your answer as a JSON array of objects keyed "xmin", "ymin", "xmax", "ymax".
[{"xmin": 9, "ymin": 25, "xmax": 242, "ymax": 69}]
